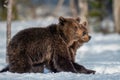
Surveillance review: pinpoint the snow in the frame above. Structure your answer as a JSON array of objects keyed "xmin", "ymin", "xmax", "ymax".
[{"xmin": 0, "ymin": 18, "xmax": 120, "ymax": 80}]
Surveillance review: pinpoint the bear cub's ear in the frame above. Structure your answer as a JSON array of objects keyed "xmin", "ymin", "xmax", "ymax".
[
  {"xmin": 76, "ymin": 17, "xmax": 80, "ymax": 22},
  {"xmin": 59, "ymin": 16, "xmax": 66, "ymax": 25},
  {"xmin": 83, "ymin": 21, "xmax": 87, "ymax": 26}
]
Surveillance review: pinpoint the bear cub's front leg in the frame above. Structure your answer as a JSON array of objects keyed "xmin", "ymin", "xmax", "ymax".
[{"xmin": 73, "ymin": 63, "xmax": 96, "ymax": 74}]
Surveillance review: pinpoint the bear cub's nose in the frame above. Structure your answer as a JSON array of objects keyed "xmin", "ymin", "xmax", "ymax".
[{"xmin": 89, "ymin": 36, "xmax": 91, "ymax": 40}]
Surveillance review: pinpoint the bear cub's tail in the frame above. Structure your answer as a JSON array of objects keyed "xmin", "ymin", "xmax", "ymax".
[{"xmin": 0, "ymin": 65, "xmax": 9, "ymax": 72}]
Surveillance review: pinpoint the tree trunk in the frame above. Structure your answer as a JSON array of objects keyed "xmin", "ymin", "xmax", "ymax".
[
  {"xmin": 113, "ymin": 0, "xmax": 120, "ymax": 33},
  {"xmin": 70, "ymin": 0, "xmax": 77, "ymax": 17},
  {"xmin": 6, "ymin": 0, "xmax": 13, "ymax": 62},
  {"xmin": 30, "ymin": 5, "xmax": 37, "ymax": 19},
  {"xmin": 74, "ymin": 0, "xmax": 80, "ymax": 14},
  {"xmin": 78, "ymin": 0, "xmax": 91, "ymax": 31},
  {"xmin": 78, "ymin": 0, "xmax": 88, "ymax": 17},
  {"xmin": 53, "ymin": 0, "xmax": 64, "ymax": 16}
]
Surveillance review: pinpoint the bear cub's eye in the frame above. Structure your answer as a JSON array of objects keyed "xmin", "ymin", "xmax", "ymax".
[
  {"xmin": 83, "ymin": 31, "xmax": 87, "ymax": 36},
  {"xmin": 74, "ymin": 26, "xmax": 78, "ymax": 30}
]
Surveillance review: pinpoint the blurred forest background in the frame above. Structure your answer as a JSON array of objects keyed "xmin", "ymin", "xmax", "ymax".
[{"xmin": 0, "ymin": 0, "xmax": 120, "ymax": 34}]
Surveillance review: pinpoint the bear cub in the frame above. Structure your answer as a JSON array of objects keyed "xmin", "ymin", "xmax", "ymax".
[{"xmin": 0, "ymin": 16, "xmax": 95, "ymax": 74}]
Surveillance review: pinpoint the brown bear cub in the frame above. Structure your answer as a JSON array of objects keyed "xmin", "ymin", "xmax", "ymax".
[
  {"xmin": 69, "ymin": 21, "xmax": 91, "ymax": 62},
  {"xmin": 0, "ymin": 16, "xmax": 95, "ymax": 74}
]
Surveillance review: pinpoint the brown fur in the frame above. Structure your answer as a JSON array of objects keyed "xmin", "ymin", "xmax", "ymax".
[
  {"xmin": 69, "ymin": 21, "xmax": 91, "ymax": 62},
  {"xmin": 67, "ymin": 21, "xmax": 96, "ymax": 74},
  {"xmin": 1, "ymin": 16, "xmax": 95, "ymax": 74}
]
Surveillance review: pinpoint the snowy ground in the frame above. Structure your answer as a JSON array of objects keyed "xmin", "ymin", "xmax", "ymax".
[{"xmin": 0, "ymin": 17, "xmax": 120, "ymax": 80}]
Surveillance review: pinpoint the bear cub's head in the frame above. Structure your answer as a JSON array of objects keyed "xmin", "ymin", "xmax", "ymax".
[
  {"xmin": 58, "ymin": 16, "xmax": 81, "ymax": 45},
  {"xmin": 58, "ymin": 16, "xmax": 91, "ymax": 46},
  {"xmin": 78, "ymin": 21, "xmax": 91, "ymax": 43}
]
